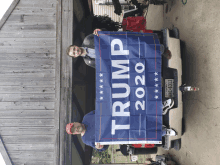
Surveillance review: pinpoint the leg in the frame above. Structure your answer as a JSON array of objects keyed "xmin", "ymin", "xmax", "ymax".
[
  {"xmin": 162, "ymin": 125, "xmax": 177, "ymax": 136},
  {"xmin": 162, "ymin": 99, "xmax": 174, "ymax": 115}
]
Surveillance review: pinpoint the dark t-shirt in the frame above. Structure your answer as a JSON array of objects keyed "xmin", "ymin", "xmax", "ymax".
[
  {"xmin": 81, "ymin": 111, "xmax": 109, "ymax": 152},
  {"xmin": 81, "ymin": 28, "xmax": 107, "ymax": 68}
]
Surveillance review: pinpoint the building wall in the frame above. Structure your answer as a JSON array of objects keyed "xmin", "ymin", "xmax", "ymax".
[{"xmin": 0, "ymin": 0, "xmax": 57, "ymax": 164}]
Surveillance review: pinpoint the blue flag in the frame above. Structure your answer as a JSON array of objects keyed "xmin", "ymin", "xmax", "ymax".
[{"xmin": 95, "ymin": 31, "xmax": 163, "ymax": 145}]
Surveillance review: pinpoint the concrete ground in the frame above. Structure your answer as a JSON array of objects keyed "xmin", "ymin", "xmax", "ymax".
[{"xmin": 147, "ymin": 0, "xmax": 220, "ymax": 165}]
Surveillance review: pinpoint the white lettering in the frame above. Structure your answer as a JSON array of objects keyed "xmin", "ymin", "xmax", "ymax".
[
  {"xmin": 112, "ymin": 60, "xmax": 130, "ymax": 79},
  {"xmin": 111, "ymin": 120, "xmax": 130, "ymax": 135},
  {"xmin": 135, "ymin": 87, "xmax": 145, "ymax": 98},
  {"xmin": 135, "ymin": 62, "xmax": 145, "ymax": 73},
  {"xmin": 110, "ymin": 38, "xmax": 131, "ymax": 135},
  {"xmin": 135, "ymin": 75, "xmax": 145, "ymax": 85},
  {"xmin": 111, "ymin": 39, "xmax": 129, "ymax": 55},
  {"xmin": 135, "ymin": 101, "xmax": 145, "ymax": 110},
  {"xmin": 112, "ymin": 101, "xmax": 130, "ymax": 116},
  {"xmin": 112, "ymin": 83, "xmax": 130, "ymax": 98}
]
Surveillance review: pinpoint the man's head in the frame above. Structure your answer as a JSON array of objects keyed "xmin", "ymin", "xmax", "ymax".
[
  {"xmin": 66, "ymin": 122, "xmax": 86, "ymax": 135},
  {"xmin": 66, "ymin": 45, "xmax": 85, "ymax": 58}
]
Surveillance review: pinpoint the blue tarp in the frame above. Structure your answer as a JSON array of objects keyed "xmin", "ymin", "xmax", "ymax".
[{"xmin": 95, "ymin": 31, "xmax": 163, "ymax": 145}]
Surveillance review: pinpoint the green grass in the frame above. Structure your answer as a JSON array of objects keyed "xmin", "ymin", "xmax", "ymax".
[
  {"xmin": 92, "ymin": 148, "xmax": 111, "ymax": 164},
  {"xmin": 91, "ymin": 145, "xmax": 151, "ymax": 164}
]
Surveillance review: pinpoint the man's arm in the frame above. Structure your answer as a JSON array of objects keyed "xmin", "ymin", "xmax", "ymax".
[
  {"xmin": 93, "ymin": 28, "xmax": 108, "ymax": 36},
  {"xmin": 83, "ymin": 56, "xmax": 95, "ymax": 68},
  {"xmin": 96, "ymin": 145, "xmax": 109, "ymax": 152},
  {"xmin": 81, "ymin": 34, "xmax": 94, "ymax": 49},
  {"xmin": 95, "ymin": 143, "xmax": 103, "ymax": 149}
]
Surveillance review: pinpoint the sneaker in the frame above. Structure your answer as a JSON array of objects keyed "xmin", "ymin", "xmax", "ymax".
[
  {"xmin": 128, "ymin": 147, "xmax": 134, "ymax": 155},
  {"xmin": 162, "ymin": 99, "xmax": 174, "ymax": 115},
  {"xmin": 163, "ymin": 99, "xmax": 174, "ymax": 108},
  {"xmin": 172, "ymin": 27, "xmax": 179, "ymax": 39},
  {"xmin": 166, "ymin": 129, "xmax": 177, "ymax": 136}
]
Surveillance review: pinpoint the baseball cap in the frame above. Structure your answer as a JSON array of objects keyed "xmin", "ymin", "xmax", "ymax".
[{"xmin": 66, "ymin": 123, "xmax": 74, "ymax": 134}]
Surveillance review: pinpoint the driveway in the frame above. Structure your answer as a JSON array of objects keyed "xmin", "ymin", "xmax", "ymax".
[{"xmin": 147, "ymin": 0, "xmax": 220, "ymax": 165}]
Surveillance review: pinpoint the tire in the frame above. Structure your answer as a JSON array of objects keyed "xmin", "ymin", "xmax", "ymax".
[
  {"xmin": 169, "ymin": 27, "xmax": 179, "ymax": 39},
  {"xmin": 172, "ymin": 27, "xmax": 179, "ymax": 39},
  {"xmin": 119, "ymin": 145, "xmax": 129, "ymax": 156},
  {"xmin": 182, "ymin": 118, "xmax": 185, "ymax": 135},
  {"xmin": 180, "ymin": 40, "xmax": 186, "ymax": 85},
  {"xmin": 150, "ymin": 0, "xmax": 167, "ymax": 5},
  {"xmin": 119, "ymin": 145, "xmax": 158, "ymax": 155},
  {"xmin": 171, "ymin": 139, "xmax": 181, "ymax": 151},
  {"xmin": 133, "ymin": 147, "xmax": 158, "ymax": 155},
  {"xmin": 118, "ymin": 144, "xmax": 157, "ymax": 156}
]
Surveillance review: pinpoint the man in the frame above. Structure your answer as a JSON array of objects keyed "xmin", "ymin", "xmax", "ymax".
[
  {"xmin": 66, "ymin": 28, "xmax": 103, "ymax": 68},
  {"xmin": 66, "ymin": 110, "xmax": 176, "ymax": 153},
  {"xmin": 67, "ymin": 15, "xmax": 122, "ymax": 68},
  {"xmin": 67, "ymin": 28, "xmax": 170, "ymax": 68},
  {"xmin": 67, "ymin": 29, "xmax": 174, "ymax": 114},
  {"xmin": 66, "ymin": 110, "xmax": 109, "ymax": 152},
  {"xmin": 66, "ymin": 99, "xmax": 175, "ymax": 151}
]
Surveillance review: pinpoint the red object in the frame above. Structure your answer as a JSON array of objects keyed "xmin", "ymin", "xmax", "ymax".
[
  {"xmin": 144, "ymin": 144, "xmax": 155, "ymax": 148},
  {"xmin": 132, "ymin": 144, "xmax": 155, "ymax": 148},
  {"xmin": 122, "ymin": 16, "xmax": 153, "ymax": 33},
  {"xmin": 66, "ymin": 123, "xmax": 74, "ymax": 134},
  {"xmin": 132, "ymin": 144, "xmax": 142, "ymax": 148}
]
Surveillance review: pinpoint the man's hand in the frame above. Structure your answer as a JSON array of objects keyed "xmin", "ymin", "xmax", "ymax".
[
  {"xmin": 95, "ymin": 143, "xmax": 104, "ymax": 149},
  {"xmin": 93, "ymin": 29, "xmax": 101, "ymax": 36}
]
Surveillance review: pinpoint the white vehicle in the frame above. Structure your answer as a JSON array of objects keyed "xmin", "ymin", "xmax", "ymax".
[
  {"xmin": 161, "ymin": 27, "xmax": 183, "ymax": 151},
  {"xmin": 93, "ymin": 14, "xmax": 199, "ymax": 155},
  {"xmin": 116, "ymin": 27, "xmax": 199, "ymax": 156},
  {"xmin": 162, "ymin": 27, "xmax": 199, "ymax": 150}
]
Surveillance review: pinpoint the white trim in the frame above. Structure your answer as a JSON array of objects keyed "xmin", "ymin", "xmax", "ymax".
[
  {"xmin": 0, "ymin": 153, "xmax": 6, "ymax": 165},
  {"xmin": 0, "ymin": 0, "xmax": 13, "ymax": 20},
  {"xmin": 0, "ymin": 0, "xmax": 20, "ymax": 30},
  {"xmin": 0, "ymin": 136, "xmax": 12, "ymax": 165},
  {"xmin": 96, "ymin": 140, "xmax": 162, "ymax": 145}
]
